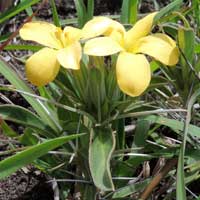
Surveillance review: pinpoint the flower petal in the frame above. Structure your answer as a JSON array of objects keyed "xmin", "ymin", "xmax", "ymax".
[
  {"xmin": 116, "ymin": 52, "xmax": 151, "ymax": 97},
  {"xmin": 109, "ymin": 30, "xmax": 124, "ymax": 46},
  {"xmin": 57, "ymin": 42, "xmax": 81, "ymax": 70},
  {"xmin": 20, "ymin": 21, "xmax": 63, "ymax": 49},
  {"xmin": 124, "ymin": 12, "xmax": 157, "ymax": 51},
  {"xmin": 133, "ymin": 33, "xmax": 179, "ymax": 66},
  {"xmin": 63, "ymin": 26, "xmax": 81, "ymax": 44},
  {"xmin": 84, "ymin": 37, "xmax": 123, "ymax": 56},
  {"xmin": 81, "ymin": 16, "xmax": 125, "ymax": 39},
  {"xmin": 26, "ymin": 48, "xmax": 60, "ymax": 86}
]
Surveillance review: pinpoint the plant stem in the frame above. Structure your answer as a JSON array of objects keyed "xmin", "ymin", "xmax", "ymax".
[{"xmin": 139, "ymin": 158, "xmax": 177, "ymax": 200}]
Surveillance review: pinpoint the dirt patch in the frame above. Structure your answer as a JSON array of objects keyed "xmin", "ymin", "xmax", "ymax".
[{"xmin": 0, "ymin": 170, "xmax": 54, "ymax": 200}]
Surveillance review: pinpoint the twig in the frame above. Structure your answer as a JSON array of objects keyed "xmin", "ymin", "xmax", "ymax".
[
  {"xmin": 47, "ymin": 179, "xmax": 92, "ymax": 184},
  {"xmin": 139, "ymin": 158, "xmax": 177, "ymax": 200},
  {"xmin": 0, "ymin": 0, "xmax": 48, "ymax": 51}
]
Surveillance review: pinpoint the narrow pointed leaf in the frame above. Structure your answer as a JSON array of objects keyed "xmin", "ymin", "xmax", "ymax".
[
  {"xmin": 20, "ymin": 0, "xmax": 34, "ymax": 16},
  {"xmin": 177, "ymin": 89, "xmax": 200, "ymax": 200},
  {"xmin": 0, "ymin": 133, "xmax": 85, "ymax": 179},
  {"xmin": 134, "ymin": 118, "xmax": 150, "ymax": 147},
  {"xmin": 74, "ymin": 0, "xmax": 87, "ymax": 28},
  {"xmin": 120, "ymin": 0, "xmax": 138, "ymax": 24},
  {"xmin": 112, "ymin": 179, "xmax": 150, "ymax": 198},
  {"xmin": 154, "ymin": 0, "xmax": 183, "ymax": 23},
  {"xmin": 87, "ymin": 0, "xmax": 94, "ymax": 20},
  {"xmin": 0, "ymin": 104, "xmax": 53, "ymax": 135},
  {"xmin": 50, "ymin": 0, "xmax": 60, "ymax": 27},
  {"xmin": 144, "ymin": 115, "xmax": 200, "ymax": 137},
  {"xmin": 0, "ymin": 0, "xmax": 40, "ymax": 24},
  {"xmin": 1, "ymin": 121, "xmax": 18, "ymax": 137}
]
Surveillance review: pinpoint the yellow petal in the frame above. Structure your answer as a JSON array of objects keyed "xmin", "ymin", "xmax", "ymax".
[
  {"xmin": 81, "ymin": 16, "xmax": 125, "ymax": 39},
  {"xmin": 133, "ymin": 33, "xmax": 179, "ymax": 66},
  {"xmin": 84, "ymin": 37, "xmax": 123, "ymax": 56},
  {"xmin": 109, "ymin": 30, "xmax": 124, "ymax": 46},
  {"xmin": 116, "ymin": 52, "xmax": 151, "ymax": 97},
  {"xmin": 63, "ymin": 26, "xmax": 81, "ymax": 44},
  {"xmin": 57, "ymin": 42, "xmax": 81, "ymax": 70},
  {"xmin": 104, "ymin": 20, "xmax": 125, "ymax": 37},
  {"xmin": 124, "ymin": 12, "xmax": 157, "ymax": 51},
  {"xmin": 20, "ymin": 21, "xmax": 63, "ymax": 49},
  {"xmin": 26, "ymin": 48, "xmax": 60, "ymax": 86}
]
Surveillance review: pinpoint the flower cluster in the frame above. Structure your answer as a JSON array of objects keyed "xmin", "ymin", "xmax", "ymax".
[{"xmin": 20, "ymin": 13, "xmax": 179, "ymax": 96}]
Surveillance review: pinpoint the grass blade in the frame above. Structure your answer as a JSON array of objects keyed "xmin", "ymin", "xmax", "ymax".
[
  {"xmin": 0, "ymin": 133, "xmax": 85, "ymax": 179},
  {"xmin": 145, "ymin": 115, "xmax": 200, "ymax": 138},
  {"xmin": 154, "ymin": 0, "xmax": 183, "ymax": 23},
  {"xmin": 177, "ymin": 89, "xmax": 200, "ymax": 200},
  {"xmin": 50, "ymin": 0, "xmax": 60, "ymax": 27},
  {"xmin": 0, "ymin": 0, "xmax": 40, "ymax": 24},
  {"xmin": 0, "ymin": 104, "xmax": 54, "ymax": 135},
  {"xmin": 120, "ymin": 0, "xmax": 139, "ymax": 24},
  {"xmin": 74, "ymin": 0, "xmax": 87, "ymax": 28},
  {"xmin": 112, "ymin": 179, "xmax": 150, "ymax": 198},
  {"xmin": 4, "ymin": 44, "xmax": 42, "ymax": 51},
  {"xmin": 87, "ymin": 0, "xmax": 94, "ymax": 20},
  {"xmin": 20, "ymin": 0, "xmax": 34, "ymax": 16}
]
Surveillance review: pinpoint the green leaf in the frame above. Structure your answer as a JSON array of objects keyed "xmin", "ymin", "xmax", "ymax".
[
  {"xmin": 87, "ymin": 0, "xmax": 94, "ymax": 21},
  {"xmin": 4, "ymin": 44, "xmax": 42, "ymax": 51},
  {"xmin": 0, "ymin": 104, "xmax": 54, "ymax": 136},
  {"xmin": 178, "ymin": 28, "xmax": 195, "ymax": 64},
  {"xmin": 0, "ymin": 133, "xmax": 85, "ymax": 179},
  {"xmin": 134, "ymin": 118, "xmax": 150, "ymax": 147},
  {"xmin": 195, "ymin": 44, "xmax": 200, "ymax": 54},
  {"xmin": 112, "ymin": 179, "xmax": 150, "ymax": 198},
  {"xmin": 50, "ymin": 0, "xmax": 60, "ymax": 27},
  {"xmin": 82, "ymin": 185, "xmax": 96, "ymax": 200},
  {"xmin": 115, "ymin": 118, "xmax": 125, "ymax": 149},
  {"xmin": 154, "ymin": 0, "xmax": 183, "ymax": 23},
  {"xmin": 0, "ymin": 33, "xmax": 11, "ymax": 42},
  {"xmin": 0, "ymin": 57, "xmax": 60, "ymax": 132},
  {"xmin": 1, "ymin": 121, "xmax": 18, "ymax": 137},
  {"xmin": 150, "ymin": 60, "xmax": 160, "ymax": 72},
  {"xmin": 20, "ymin": 0, "xmax": 34, "ymax": 16},
  {"xmin": 177, "ymin": 89, "xmax": 200, "ymax": 200},
  {"xmin": 89, "ymin": 127, "xmax": 115, "ymax": 191},
  {"xmin": 193, "ymin": 0, "xmax": 200, "ymax": 36},
  {"xmin": 20, "ymin": 128, "xmax": 39, "ymax": 146},
  {"xmin": 38, "ymin": 86, "xmax": 58, "ymax": 118},
  {"xmin": 0, "ymin": 0, "xmax": 40, "ymax": 24},
  {"xmin": 144, "ymin": 115, "xmax": 200, "ymax": 138},
  {"xmin": 120, "ymin": 0, "xmax": 138, "ymax": 24},
  {"xmin": 74, "ymin": 0, "xmax": 87, "ymax": 28},
  {"xmin": 178, "ymin": 27, "xmax": 195, "ymax": 84},
  {"xmin": 74, "ymin": 0, "xmax": 94, "ymax": 27}
]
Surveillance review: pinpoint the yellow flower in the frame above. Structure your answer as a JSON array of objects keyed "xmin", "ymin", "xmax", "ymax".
[
  {"xmin": 82, "ymin": 13, "xmax": 179, "ymax": 97},
  {"xmin": 20, "ymin": 21, "xmax": 81, "ymax": 86}
]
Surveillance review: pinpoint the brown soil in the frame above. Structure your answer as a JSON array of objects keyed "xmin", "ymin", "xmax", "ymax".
[{"xmin": 0, "ymin": 170, "xmax": 54, "ymax": 200}]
